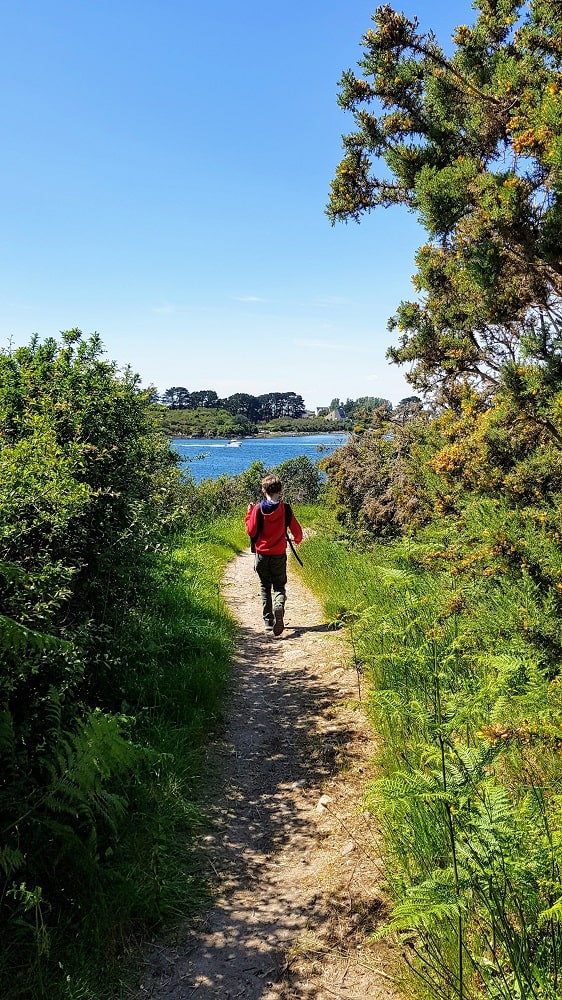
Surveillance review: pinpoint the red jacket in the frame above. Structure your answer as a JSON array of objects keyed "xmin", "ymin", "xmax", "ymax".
[{"xmin": 245, "ymin": 500, "xmax": 303, "ymax": 555}]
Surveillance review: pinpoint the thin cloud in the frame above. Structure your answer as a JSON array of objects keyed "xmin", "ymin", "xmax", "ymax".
[
  {"xmin": 152, "ymin": 303, "xmax": 176, "ymax": 315},
  {"xmin": 234, "ymin": 295, "xmax": 264, "ymax": 303}
]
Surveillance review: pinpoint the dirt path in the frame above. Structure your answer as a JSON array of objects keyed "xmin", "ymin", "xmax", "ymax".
[{"xmin": 136, "ymin": 550, "xmax": 405, "ymax": 1000}]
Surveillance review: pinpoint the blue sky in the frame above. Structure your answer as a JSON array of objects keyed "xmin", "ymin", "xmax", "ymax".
[{"xmin": 1, "ymin": 0, "xmax": 475, "ymax": 410}]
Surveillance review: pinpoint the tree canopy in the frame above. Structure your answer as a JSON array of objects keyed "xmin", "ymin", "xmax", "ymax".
[
  {"xmin": 328, "ymin": 0, "xmax": 562, "ymax": 399},
  {"xmin": 159, "ymin": 388, "xmax": 307, "ymax": 420}
]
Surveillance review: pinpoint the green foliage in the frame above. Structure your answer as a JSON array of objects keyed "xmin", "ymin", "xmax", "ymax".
[
  {"xmin": 155, "ymin": 404, "xmax": 254, "ymax": 438},
  {"xmin": 158, "ymin": 388, "xmax": 307, "ymax": 421},
  {"xmin": 0, "ymin": 511, "xmax": 240, "ymax": 999},
  {"xmin": 0, "ymin": 331, "xmax": 240, "ymax": 999},
  {"xmin": 178, "ymin": 461, "xmax": 267, "ymax": 524},
  {"xmin": 155, "ymin": 406, "xmax": 351, "ymax": 437},
  {"xmin": 179, "ymin": 452, "xmax": 324, "ymax": 524},
  {"xmin": 321, "ymin": 4, "xmax": 562, "ymax": 995},
  {"xmin": 319, "ymin": 407, "xmax": 433, "ymax": 541},
  {"xmin": 300, "ymin": 515, "xmax": 562, "ymax": 999},
  {"xmin": 262, "ymin": 416, "xmax": 350, "ymax": 432},
  {"xmin": 342, "ymin": 395, "xmax": 392, "ymax": 417},
  {"xmin": 154, "ymin": 391, "xmax": 392, "ymax": 437},
  {"xmin": 328, "ymin": 0, "xmax": 562, "ymax": 399},
  {"xmin": 271, "ymin": 455, "xmax": 322, "ymax": 503},
  {"xmin": 0, "ymin": 328, "xmax": 323, "ymax": 997}
]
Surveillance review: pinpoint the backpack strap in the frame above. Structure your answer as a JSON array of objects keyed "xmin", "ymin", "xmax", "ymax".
[{"xmin": 282, "ymin": 503, "xmax": 304, "ymax": 565}]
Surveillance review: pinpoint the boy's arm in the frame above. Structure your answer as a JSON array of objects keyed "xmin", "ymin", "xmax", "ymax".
[
  {"xmin": 245, "ymin": 503, "xmax": 259, "ymax": 536},
  {"xmin": 288, "ymin": 512, "xmax": 303, "ymax": 544}
]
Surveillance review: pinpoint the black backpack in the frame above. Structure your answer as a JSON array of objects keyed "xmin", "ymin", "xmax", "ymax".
[{"xmin": 250, "ymin": 501, "xmax": 293, "ymax": 552}]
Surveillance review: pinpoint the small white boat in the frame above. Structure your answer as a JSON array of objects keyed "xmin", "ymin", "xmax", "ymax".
[{"xmin": 226, "ymin": 440, "xmax": 241, "ymax": 447}]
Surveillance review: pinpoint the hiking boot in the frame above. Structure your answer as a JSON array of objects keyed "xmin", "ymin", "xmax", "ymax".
[{"xmin": 273, "ymin": 608, "xmax": 284, "ymax": 636}]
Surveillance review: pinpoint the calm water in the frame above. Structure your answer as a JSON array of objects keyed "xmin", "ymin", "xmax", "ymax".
[{"xmin": 172, "ymin": 434, "xmax": 347, "ymax": 483}]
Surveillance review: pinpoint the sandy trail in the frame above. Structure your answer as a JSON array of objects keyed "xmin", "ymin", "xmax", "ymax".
[{"xmin": 136, "ymin": 549, "xmax": 404, "ymax": 1000}]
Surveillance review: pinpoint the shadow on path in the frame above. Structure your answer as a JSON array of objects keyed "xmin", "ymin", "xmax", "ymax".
[
  {"xmin": 284, "ymin": 622, "xmax": 340, "ymax": 638},
  {"xmin": 137, "ymin": 552, "xmax": 399, "ymax": 1000}
]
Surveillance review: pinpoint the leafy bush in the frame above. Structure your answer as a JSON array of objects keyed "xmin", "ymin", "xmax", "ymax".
[
  {"xmin": 180, "ymin": 454, "xmax": 322, "ymax": 522},
  {"xmin": 0, "ymin": 331, "xmax": 200, "ymax": 998},
  {"xmin": 273, "ymin": 454, "xmax": 322, "ymax": 503},
  {"xmin": 319, "ymin": 412, "xmax": 435, "ymax": 541}
]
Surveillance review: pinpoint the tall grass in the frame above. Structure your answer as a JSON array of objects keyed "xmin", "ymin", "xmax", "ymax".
[{"xmin": 299, "ymin": 520, "xmax": 562, "ymax": 1000}]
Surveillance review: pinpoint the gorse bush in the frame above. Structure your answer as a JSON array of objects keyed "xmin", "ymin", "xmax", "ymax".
[
  {"xmin": 316, "ymin": 0, "xmax": 562, "ymax": 993},
  {"xmin": 319, "ymin": 412, "xmax": 434, "ymax": 541},
  {"xmin": 297, "ymin": 318, "xmax": 562, "ymax": 998}
]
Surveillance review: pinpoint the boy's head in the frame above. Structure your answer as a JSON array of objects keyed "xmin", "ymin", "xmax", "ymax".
[{"xmin": 261, "ymin": 474, "xmax": 282, "ymax": 500}]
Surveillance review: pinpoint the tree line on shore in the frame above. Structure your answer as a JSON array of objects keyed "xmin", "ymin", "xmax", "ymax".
[
  {"xmin": 158, "ymin": 387, "xmax": 307, "ymax": 419},
  {"xmin": 153, "ymin": 389, "xmax": 406, "ymax": 439},
  {"xmin": 156, "ymin": 387, "xmax": 394, "ymax": 421}
]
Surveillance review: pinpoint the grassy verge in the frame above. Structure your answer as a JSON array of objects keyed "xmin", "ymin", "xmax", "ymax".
[{"xmin": 297, "ymin": 518, "xmax": 562, "ymax": 1000}]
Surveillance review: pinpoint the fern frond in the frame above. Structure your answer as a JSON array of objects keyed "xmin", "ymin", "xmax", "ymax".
[
  {"xmin": 539, "ymin": 896, "xmax": 562, "ymax": 926},
  {"xmin": 0, "ymin": 844, "xmax": 24, "ymax": 878},
  {"xmin": 42, "ymin": 688, "xmax": 62, "ymax": 741},
  {"xmin": 422, "ymin": 741, "xmax": 504, "ymax": 796},
  {"xmin": 457, "ymin": 783, "xmax": 515, "ymax": 870},
  {"xmin": 478, "ymin": 783, "xmax": 514, "ymax": 833},
  {"xmin": 375, "ymin": 867, "xmax": 466, "ymax": 936},
  {"xmin": 0, "ymin": 614, "xmax": 63, "ymax": 654},
  {"xmin": 373, "ymin": 770, "xmax": 454, "ymax": 805},
  {"xmin": 43, "ymin": 711, "xmax": 140, "ymax": 834},
  {"xmin": 372, "ymin": 565, "xmax": 417, "ymax": 586}
]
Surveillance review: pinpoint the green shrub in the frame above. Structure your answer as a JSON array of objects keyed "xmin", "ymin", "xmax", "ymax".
[{"xmin": 0, "ymin": 331, "xmax": 204, "ymax": 998}]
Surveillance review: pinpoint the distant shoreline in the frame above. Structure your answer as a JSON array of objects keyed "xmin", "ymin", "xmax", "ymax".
[{"xmin": 169, "ymin": 429, "xmax": 349, "ymax": 440}]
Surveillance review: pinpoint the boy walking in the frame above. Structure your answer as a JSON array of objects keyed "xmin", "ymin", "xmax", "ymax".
[{"xmin": 245, "ymin": 475, "xmax": 303, "ymax": 635}]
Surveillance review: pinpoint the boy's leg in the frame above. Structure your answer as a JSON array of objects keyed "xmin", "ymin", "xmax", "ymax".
[
  {"xmin": 255, "ymin": 555, "xmax": 274, "ymax": 629},
  {"xmin": 270, "ymin": 554, "xmax": 287, "ymax": 635}
]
